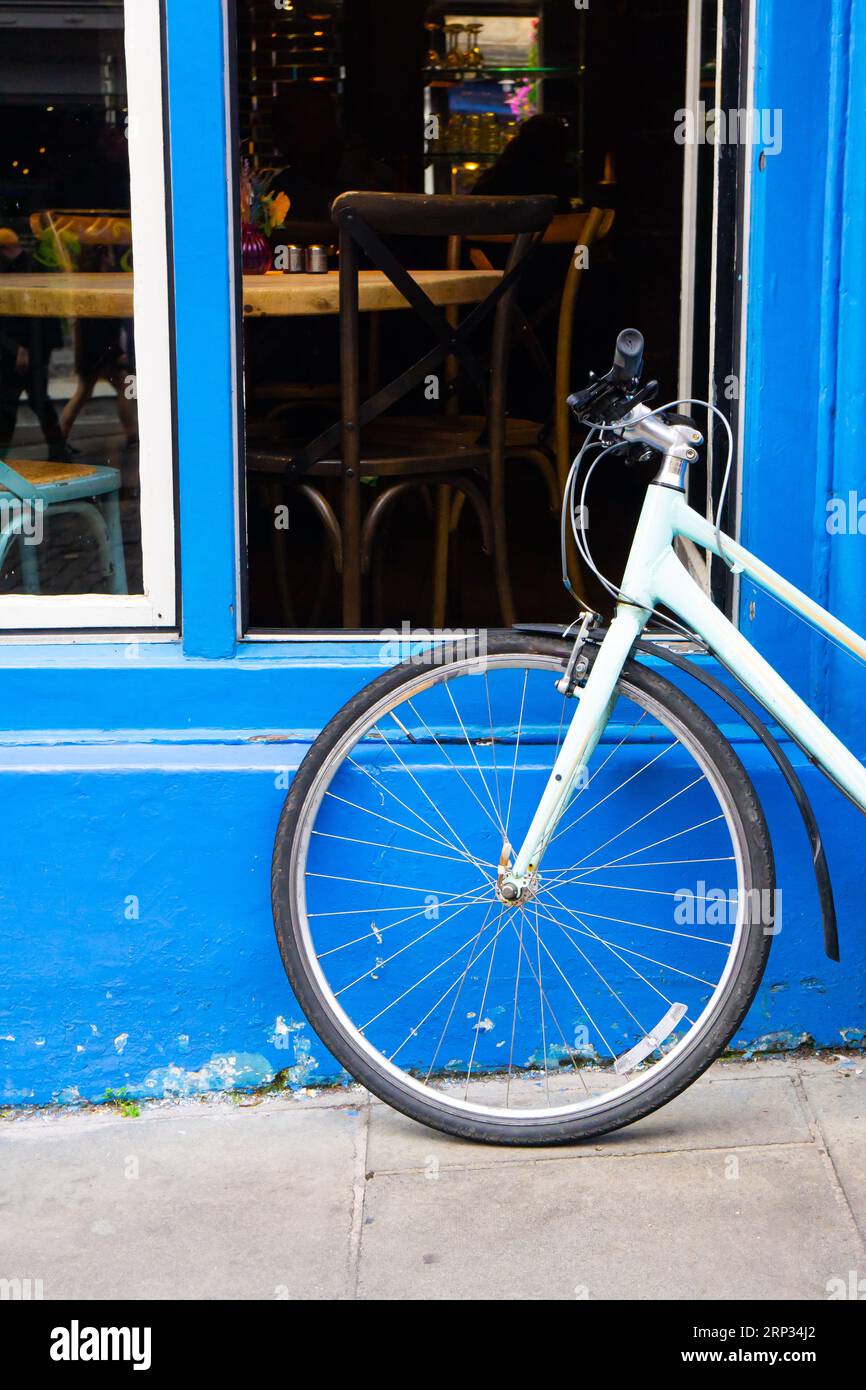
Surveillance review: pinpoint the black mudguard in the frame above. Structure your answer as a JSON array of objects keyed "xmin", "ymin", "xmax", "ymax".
[{"xmin": 514, "ymin": 624, "xmax": 840, "ymax": 962}]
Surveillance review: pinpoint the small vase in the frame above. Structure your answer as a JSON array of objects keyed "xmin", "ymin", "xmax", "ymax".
[{"xmin": 241, "ymin": 222, "xmax": 272, "ymax": 275}]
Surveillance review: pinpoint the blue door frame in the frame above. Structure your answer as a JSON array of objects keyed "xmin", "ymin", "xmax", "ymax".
[{"xmin": 1, "ymin": 0, "xmax": 864, "ymax": 1106}]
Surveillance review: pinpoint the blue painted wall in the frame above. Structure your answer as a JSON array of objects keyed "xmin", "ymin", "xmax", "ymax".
[{"xmin": 1, "ymin": 0, "xmax": 865, "ymax": 1106}]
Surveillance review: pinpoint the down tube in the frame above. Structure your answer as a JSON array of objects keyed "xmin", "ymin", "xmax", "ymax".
[{"xmin": 652, "ymin": 545, "xmax": 866, "ymax": 813}]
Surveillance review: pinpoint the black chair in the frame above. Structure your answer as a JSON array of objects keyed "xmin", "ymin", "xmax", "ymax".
[{"xmin": 247, "ymin": 191, "xmax": 556, "ymax": 627}]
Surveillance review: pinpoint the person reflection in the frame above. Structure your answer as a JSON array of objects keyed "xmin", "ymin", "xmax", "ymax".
[
  {"xmin": 269, "ymin": 83, "xmax": 396, "ymax": 228},
  {"xmin": 0, "ymin": 227, "xmax": 68, "ymax": 461},
  {"xmin": 472, "ymin": 114, "xmax": 574, "ymax": 207}
]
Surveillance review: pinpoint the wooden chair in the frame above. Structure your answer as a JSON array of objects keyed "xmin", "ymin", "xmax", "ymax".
[
  {"xmin": 430, "ymin": 205, "xmax": 614, "ymax": 603},
  {"xmin": 463, "ymin": 206, "xmax": 616, "ymax": 495},
  {"xmin": 247, "ymin": 191, "xmax": 556, "ymax": 627},
  {"xmin": 375, "ymin": 208, "xmax": 615, "ymax": 611}
]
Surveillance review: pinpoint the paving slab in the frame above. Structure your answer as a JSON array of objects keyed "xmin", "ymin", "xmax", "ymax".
[
  {"xmin": 366, "ymin": 1062, "xmax": 812, "ymax": 1173},
  {"xmin": 799, "ymin": 1065, "xmax": 866, "ymax": 1234},
  {"xmin": 0, "ymin": 1103, "xmax": 361, "ymax": 1301},
  {"xmin": 357, "ymin": 1144, "xmax": 862, "ymax": 1301}
]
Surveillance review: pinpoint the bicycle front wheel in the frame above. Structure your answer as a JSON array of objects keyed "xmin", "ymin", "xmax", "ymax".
[{"xmin": 272, "ymin": 633, "xmax": 775, "ymax": 1145}]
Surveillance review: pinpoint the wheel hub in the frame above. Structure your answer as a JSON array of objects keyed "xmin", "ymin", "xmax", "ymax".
[{"xmin": 496, "ymin": 845, "xmax": 541, "ymax": 906}]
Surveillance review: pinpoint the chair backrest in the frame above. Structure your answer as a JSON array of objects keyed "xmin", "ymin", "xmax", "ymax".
[
  {"xmin": 330, "ymin": 191, "xmax": 556, "ymax": 452},
  {"xmin": 332, "ymin": 192, "xmax": 557, "ymax": 241},
  {"xmin": 553, "ymin": 208, "xmax": 615, "ymax": 490},
  {"xmin": 460, "ymin": 206, "xmax": 616, "ymax": 489}
]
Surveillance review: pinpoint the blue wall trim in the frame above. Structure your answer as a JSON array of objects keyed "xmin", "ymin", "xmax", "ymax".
[{"xmin": 164, "ymin": 0, "xmax": 238, "ymax": 658}]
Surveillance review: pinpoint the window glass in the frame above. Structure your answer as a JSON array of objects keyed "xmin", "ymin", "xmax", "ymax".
[
  {"xmin": 0, "ymin": 0, "xmax": 142, "ymax": 601},
  {"xmin": 233, "ymin": 1, "xmax": 729, "ymax": 635}
]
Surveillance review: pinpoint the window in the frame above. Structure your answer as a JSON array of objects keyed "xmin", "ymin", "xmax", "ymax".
[
  {"xmin": 0, "ymin": 0, "xmax": 175, "ymax": 631},
  {"xmin": 230, "ymin": 0, "xmax": 748, "ymax": 637}
]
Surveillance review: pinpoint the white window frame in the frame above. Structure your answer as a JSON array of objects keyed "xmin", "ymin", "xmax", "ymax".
[{"xmin": 0, "ymin": 0, "xmax": 176, "ymax": 632}]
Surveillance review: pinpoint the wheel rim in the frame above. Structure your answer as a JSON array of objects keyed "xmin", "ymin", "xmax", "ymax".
[{"xmin": 287, "ymin": 651, "xmax": 756, "ymax": 1126}]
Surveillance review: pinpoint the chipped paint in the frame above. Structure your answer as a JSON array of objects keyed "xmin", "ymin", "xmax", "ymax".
[
  {"xmin": 741, "ymin": 1030, "xmax": 815, "ymax": 1058},
  {"xmin": 135, "ymin": 1052, "xmax": 276, "ymax": 1099}
]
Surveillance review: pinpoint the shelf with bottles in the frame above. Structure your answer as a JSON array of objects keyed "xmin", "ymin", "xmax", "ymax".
[
  {"xmin": 425, "ymin": 64, "xmax": 585, "ymax": 85},
  {"xmin": 425, "ymin": 110, "xmax": 518, "ymax": 163}
]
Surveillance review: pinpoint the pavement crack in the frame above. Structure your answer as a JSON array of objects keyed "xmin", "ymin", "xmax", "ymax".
[
  {"xmin": 347, "ymin": 1093, "xmax": 372, "ymax": 1300},
  {"xmin": 792, "ymin": 1062, "xmax": 866, "ymax": 1256}
]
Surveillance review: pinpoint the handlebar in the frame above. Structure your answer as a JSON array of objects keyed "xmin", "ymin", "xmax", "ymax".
[
  {"xmin": 566, "ymin": 327, "xmax": 647, "ymax": 421},
  {"xmin": 566, "ymin": 329, "xmax": 705, "ymax": 463},
  {"xmin": 612, "ymin": 328, "xmax": 645, "ymax": 383}
]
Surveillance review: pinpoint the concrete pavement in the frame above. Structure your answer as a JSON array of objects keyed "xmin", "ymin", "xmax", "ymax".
[{"xmin": 1, "ymin": 1054, "xmax": 864, "ymax": 1301}]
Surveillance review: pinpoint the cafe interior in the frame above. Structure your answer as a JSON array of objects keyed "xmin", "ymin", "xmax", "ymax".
[{"xmin": 0, "ymin": 0, "xmax": 719, "ymax": 632}]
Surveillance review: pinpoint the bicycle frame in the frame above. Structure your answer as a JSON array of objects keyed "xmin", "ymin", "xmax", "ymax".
[{"xmin": 509, "ymin": 480, "xmax": 866, "ymax": 885}]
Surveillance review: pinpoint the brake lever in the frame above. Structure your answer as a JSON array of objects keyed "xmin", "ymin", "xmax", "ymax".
[{"xmin": 603, "ymin": 379, "xmax": 660, "ymax": 424}]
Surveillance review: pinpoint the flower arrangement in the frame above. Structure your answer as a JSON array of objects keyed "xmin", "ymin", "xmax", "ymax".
[
  {"xmin": 239, "ymin": 161, "xmax": 290, "ymax": 236},
  {"xmin": 505, "ymin": 17, "xmax": 540, "ymax": 123}
]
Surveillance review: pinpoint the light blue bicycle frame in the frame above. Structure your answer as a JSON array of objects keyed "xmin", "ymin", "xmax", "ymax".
[{"xmin": 508, "ymin": 481, "xmax": 866, "ymax": 886}]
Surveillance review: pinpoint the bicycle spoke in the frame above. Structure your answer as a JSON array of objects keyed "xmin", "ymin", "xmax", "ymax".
[
  {"xmin": 366, "ymin": 725, "xmax": 489, "ymax": 875},
  {"xmin": 317, "ymin": 886, "xmax": 492, "ymax": 959},
  {"xmin": 339, "ymin": 893, "xmax": 491, "ymax": 1001},
  {"xmin": 504, "ymin": 669, "xmax": 529, "ymax": 843},
  {"xmin": 463, "ymin": 908, "xmax": 505, "ymax": 1097},
  {"xmin": 535, "ymin": 892, "xmax": 694, "ymax": 1023},
  {"xmin": 547, "ymin": 726, "xmax": 672, "ymax": 850},
  {"xmin": 323, "ymin": 787, "xmax": 497, "ymax": 867},
  {"xmin": 421, "ymin": 899, "xmax": 502, "ymax": 1082},
  {"xmin": 312, "ymin": 829, "xmax": 492, "ymax": 867},
  {"xmin": 346, "ymin": 754, "xmax": 490, "ymax": 880},
  {"xmin": 291, "ymin": 649, "xmax": 756, "ymax": 1132},
  {"xmin": 551, "ymin": 903, "xmax": 733, "ymax": 949},
  {"xmin": 484, "ymin": 670, "xmax": 506, "ymax": 832},
  {"xmin": 546, "ymin": 772, "xmax": 708, "ymax": 888},
  {"xmin": 358, "ymin": 909, "xmax": 506, "ymax": 1032},
  {"xmin": 505, "ymin": 914, "xmax": 591, "ymax": 1096},
  {"xmin": 390, "ymin": 900, "xmax": 501, "ymax": 1068},
  {"xmin": 538, "ymin": 896, "xmax": 715, "ymax": 990},
  {"xmin": 402, "ymin": 696, "xmax": 505, "ymax": 843},
  {"xmin": 531, "ymin": 902, "xmax": 550, "ymax": 1102},
  {"xmin": 442, "ymin": 681, "xmax": 508, "ymax": 837}
]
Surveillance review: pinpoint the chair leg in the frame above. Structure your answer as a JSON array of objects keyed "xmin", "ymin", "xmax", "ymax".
[
  {"xmin": 101, "ymin": 492, "xmax": 128, "ymax": 595},
  {"xmin": 360, "ymin": 481, "xmax": 425, "ymax": 628},
  {"xmin": 489, "ymin": 465, "xmax": 516, "ymax": 628},
  {"xmin": 57, "ymin": 501, "xmax": 114, "ymax": 590},
  {"xmin": 433, "ymin": 485, "xmax": 451, "ymax": 629},
  {"xmin": 446, "ymin": 477, "xmax": 493, "ymax": 555},
  {"xmin": 512, "ymin": 445, "xmax": 561, "ymax": 513},
  {"xmin": 19, "ymin": 528, "xmax": 41, "ymax": 595},
  {"xmin": 0, "ymin": 523, "xmax": 18, "ymax": 581},
  {"xmin": 264, "ymin": 479, "xmax": 294, "ymax": 625},
  {"xmin": 342, "ymin": 470, "xmax": 362, "ymax": 628},
  {"xmin": 297, "ymin": 484, "xmax": 342, "ymax": 628}
]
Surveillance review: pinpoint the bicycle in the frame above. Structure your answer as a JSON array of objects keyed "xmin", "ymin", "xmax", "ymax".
[{"xmin": 270, "ymin": 329, "xmax": 865, "ymax": 1145}]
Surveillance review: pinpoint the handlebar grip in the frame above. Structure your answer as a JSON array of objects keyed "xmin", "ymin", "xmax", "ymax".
[{"xmin": 612, "ymin": 328, "xmax": 645, "ymax": 383}]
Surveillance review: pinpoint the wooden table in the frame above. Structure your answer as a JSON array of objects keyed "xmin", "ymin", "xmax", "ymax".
[
  {"xmin": 0, "ymin": 273, "xmax": 135, "ymax": 318},
  {"xmin": 243, "ymin": 267, "xmax": 503, "ymax": 317},
  {"xmin": 0, "ymin": 269, "xmax": 503, "ymax": 318}
]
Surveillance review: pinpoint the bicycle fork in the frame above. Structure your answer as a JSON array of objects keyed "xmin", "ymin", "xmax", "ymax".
[{"xmin": 498, "ymin": 604, "xmax": 649, "ymax": 902}]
